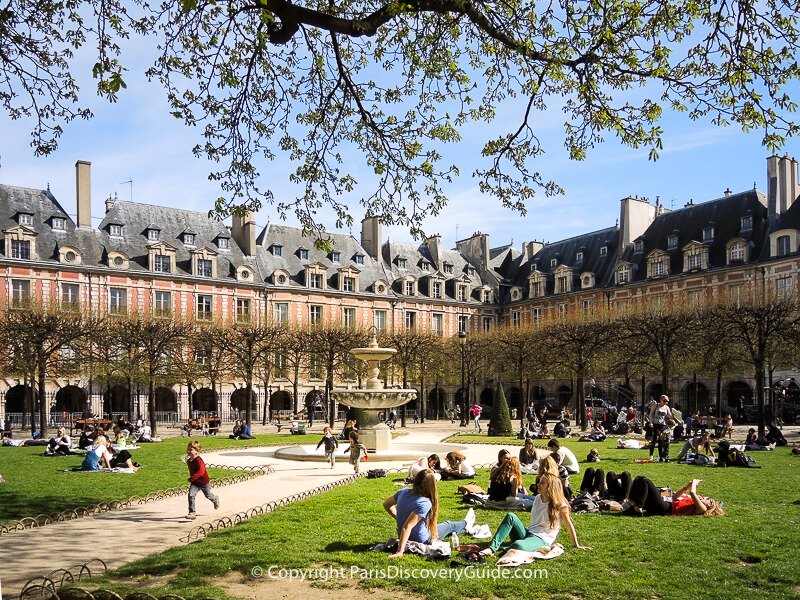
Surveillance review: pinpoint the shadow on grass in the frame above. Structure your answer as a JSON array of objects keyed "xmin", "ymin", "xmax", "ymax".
[{"xmin": 325, "ymin": 541, "xmax": 375, "ymax": 552}]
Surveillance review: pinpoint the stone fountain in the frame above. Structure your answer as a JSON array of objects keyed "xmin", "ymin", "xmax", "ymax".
[{"xmin": 329, "ymin": 330, "xmax": 417, "ymax": 451}]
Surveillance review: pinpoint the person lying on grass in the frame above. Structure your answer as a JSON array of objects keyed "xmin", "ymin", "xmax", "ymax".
[
  {"xmin": 479, "ymin": 472, "xmax": 591, "ymax": 557},
  {"xmin": 383, "ymin": 469, "xmax": 477, "ymax": 558},
  {"xmin": 627, "ymin": 477, "xmax": 725, "ymax": 517}
]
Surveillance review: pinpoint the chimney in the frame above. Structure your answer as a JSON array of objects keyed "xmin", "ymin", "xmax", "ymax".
[
  {"xmin": 618, "ymin": 196, "xmax": 656, "ymax": 255},
  {"xmin": 105, "ymin": 192, "xmax": 116, "ymax": 214},
  {"xmin": 427, "ymin": 234, "xmax": 442, "ymax": 268},
  {"xmin": 724, "ymin": 188, "xmax": 732, "ymax": 197},
  {"xmin": 75, "ymin": 160, "xmax": 91, "ymax": 228},
  {"xmin": 524, "ymin": 240, "xmax": 544, "ymax": 262},
  {"xmin": 360, "ymin": 216, "xmax": 382, "ymax": 260},
  {"xmin": 231, "ymin": 210, "xmax": 256, "ymax": 256},
  {"xmin": 767, "ymin": 154, "xmax": 799, "ymax": 221},
  {"xmin": 455, "ymin": 231, "xmax": 490, "ymax": 270}
]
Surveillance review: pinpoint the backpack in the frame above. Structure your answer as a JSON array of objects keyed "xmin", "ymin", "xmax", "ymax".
[
  {"xmin": 366, "ymin": 469, "xmax": 387, "ymax": 478},
  {"xmin": 731, "ymin": 449, "xmax": 760, "ymax": 468},
  {"xmin": 570, "ymin": 492, "xmax": 600, "ymax": 513}
]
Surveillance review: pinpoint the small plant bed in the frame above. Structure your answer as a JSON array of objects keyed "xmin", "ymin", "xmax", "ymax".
[
  {"xmin": 73, "ymin": 445, "xmax": 800, "ymax": 600},
  {"xmin": 444, "ymin": 433, "xmax": 525, "ymax": 445},
  {"xmin": 0, "ymin": 434, "xmax": 314, "ymax": 523}
]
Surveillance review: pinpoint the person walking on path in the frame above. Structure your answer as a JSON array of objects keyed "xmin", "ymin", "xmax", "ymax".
[
  {"xmin": 471, "ymin": 403, "xmax": 483, "ymax": 433},
  {"xmin": 185, "ymin": 441, "xmax": 220, "ymax": 520},
  {"xmin": 316, "ymin": 426, "xmax": 339, "ymax": 468},
  {"xmin": 345, "ymin": 431, "xmax": 368, "ymax": 473}
]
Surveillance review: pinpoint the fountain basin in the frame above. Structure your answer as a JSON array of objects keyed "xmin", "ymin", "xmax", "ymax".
[
  {"xmin": 331, "ymin": 389, "xmax": 417, "ymax": 410},
  {"xmin": 273, "ymin": 441, "xmax": 469, "ymax": 462}
]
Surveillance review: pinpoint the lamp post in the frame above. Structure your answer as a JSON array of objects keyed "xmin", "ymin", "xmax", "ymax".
[{"xmin": 459, "ymin": 330, "xmax": 468, "ymax": 427}]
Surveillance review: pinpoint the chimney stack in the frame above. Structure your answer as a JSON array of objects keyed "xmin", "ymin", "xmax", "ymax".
[
  {"xmin": 231, "ymin": 210, "xmax": 257, "ymax": 256},
  {"xmin": 524, "ymin": 240, "xmax": 544, "ymax": 262},
  {"xmin": 105, "ymin": 193, "xmax": 116, "ymax": 214},
  {"xmin": 75, "ymin": 160, "xmax": 91, "ymax": 228},
  {"xmin": 427, "ymin": 234, "xmax": 442, "ymax": 268},
  {"xmin": 767, "ymin": 154, "xmax": 799, "ymax": 220},
  {"xmin": 361, "ymin": 216, "xmax": 382, "ymax": 260},
  {"xmin": 618, "ymin": 196, "xmax": 656, "ymax": 255}
]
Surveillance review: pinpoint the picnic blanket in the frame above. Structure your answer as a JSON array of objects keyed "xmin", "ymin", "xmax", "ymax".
[
  {"xmin": 464, "ymin": 493, "xmax": 528, "ymax": 512},
  {"xmin": 496, "ymin": 544, "xmax": 565, "ymax": 567}
]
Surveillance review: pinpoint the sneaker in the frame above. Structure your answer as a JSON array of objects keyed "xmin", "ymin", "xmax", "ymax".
[
  {"xmin": 213, "ymin": 498, "xmax": 220, "ymax": 510},
  {"xmin": 186, "ymin": 512, "xmax": 197, "ymax": 520}
]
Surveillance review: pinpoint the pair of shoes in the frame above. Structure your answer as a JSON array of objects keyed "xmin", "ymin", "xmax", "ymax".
[
  {"xmin": 213, "ymin": 498, "xmax": 220, "ymax": 510},
  {"xmin": 464, "ymin": 507, "xmax": 476, "ymax": 533},
  {"xmin": 478, "ymin": 547, "xmax": 493, "ymax": 556},
  {"xmin": 186, "ymin": 512, "xmax": 197, "ymax": 520}
]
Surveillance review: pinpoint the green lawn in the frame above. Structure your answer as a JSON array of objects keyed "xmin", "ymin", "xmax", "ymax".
[
  {"xmin": 79, "ymin": 440, "xmax": 800, "ymax": 600},
  {"xmin": 0, "ymin": 434, "xmax": 318, "ymax": 522}
]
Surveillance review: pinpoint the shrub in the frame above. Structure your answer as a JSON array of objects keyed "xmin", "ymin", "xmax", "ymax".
[{"xmin": 488, "ymin": 383, "xmax": 513, "ymax": 436}]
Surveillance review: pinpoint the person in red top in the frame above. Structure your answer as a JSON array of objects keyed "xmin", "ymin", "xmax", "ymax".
[
  {"xmin": 627, "ymin": 477, "xmax": 724, "ymax": 517},
  {"xmin": 185, "ymin": 441, "xmax": 220, "ymax": 520}
]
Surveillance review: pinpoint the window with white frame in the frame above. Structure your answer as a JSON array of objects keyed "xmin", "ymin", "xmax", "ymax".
[
  {"xmin": 405, "ymin": 280, "xmax": 415, "ymax": 296},
  {"xmin": 147, "ymin": 229, "xmax": 159, "ymax": 240},
  {"xmin": 600, "ymin": 246, "xmax": 608, "ymax": 256},
  {"xmin": 354, "ymin": 254, "xmax": 364, "ymax": 265},
  {"xmin": 777, "ymin": 235, "xmax": 791, "ymax": 256},
  {"xmin": 273, "ymin": 302, "xmax": 289, "ymax": 324},
  {"xmin": 582, "ymin": 275, "xmax": 592, "ymax": 288},
  {"xmin": 10, "ymin": 239, "xmax": 30, "ymax": 260},
  {"xmin": 730, "ymin": 242, "xmax": 745, "ymax": 262},
  {"xmin": 272, "ymin": 245, "xmax": 282, "ymax": 257},
  {"xmin": 432, "ymin": 281, "xmax": 442, "ymax": 299},
  {"xmin": 154, "ymin": 291, "xmax": 171, "ymax": 315},
  {"xmin": 405, "ymin": 311, "xmax": 417, "ymax": 329},
  {"xmin": 374, "ymin": 309, "xmax": 387, "ymax": 331},
  {"xmin": 217, "ymin": 237, "xmax": 229, "ymax": 249},
  {"xmin": 576, "ymin": 251, "xmax": 583, "ymax": 262},
  {"xmin": 431, "ymin": 313, "xmax": 444, "ymax": 335},
  {"xmin": 556, "ymin": 274, "xmax": 569, "ymax": 293},
  {"xmin": 195, "ymin": 348, "xmax": 211, "ymax": 365},
  {"xmin": 109, "ymin": 224, "xmax": 123, "ymax": 237},
  {"xmin": 52, "ymin": 217, "xmax": 66, "ymax": 231},
  {"xmin": 617, "ymin": 264, "xmax": 630, "ymax": 284},
  {"xmin": 421, "ymin": 261, "xmax": 430, "ymax": 271},
  {"xmin": 110, "ymin": 288, "xmax": 127, "ymax": 314},
  {"xmin": 11, "ymin": 280, "xmax": 30, "ymax": 306},
  {"xmin": 444, "ymin": 263, "xmax": 453, "ymax": 274},
  {"xmin": 483, "ymin": 316, "xmax": 492, "ymax": 332},
  {"xmin": 308, "ymin": 355, "xmax": 323, "ymax": 379},
  {"xmin": 299, "ymin": 248, "xmax": 309, "ymax": 260},
  {"xmin": 458, "ymin": 314, "xmax": 468, "ymax": 333},
  {"xmin": 196, "ymin": 295, "xmax": 213, "ymax": 320},
  {"xmin": 309, "ymin": 305, "xmax": 323, "ymax": 325},
  {"xmin": 236, "ymin": 298, "xmax": 251, "ymax": 321},
  {"xmin": 483, "ymin": 289, "xmax": 491, "ymax": 303},
  {"xmin": 343, "ymin": 276, "xmax": 355, "ymax": 292},
  {"xmin": 530, "ymin": 280, "xmax": 543, "ymax": 298},
  {"xmin": 702, "ymin": 226, "xmax": 714, "ymax": 242},
  {"xmin": 512, "ymin": 310, "xmax": 521, "ymax": 327},
  {"xmin": 652, "ymin": 258, "xmax": 667, "ymax": 277},
  {"xmin": 154, "ymin": 254, "xmax": 171, "ymax": 273},
  {"xmin": 687, "ymin": 253, "xmax": 702, "ymax": 270},
  {"xmin": 550, "ymin": 258, "xmax": 557, "ymax": 268},
  {"xmin": 458, "ymin": 285, "xmax": 467, "ymax": 302},
  {"xmin": 532, "ymin": 307, "xmax": 542, "ymax": 323},
  {"xmin": 18, "ymin": 213, "xmax": 32, "ymax": 226},
  {"xmin": 343, "ymin": 307, "xmax": 356, "ymax": 329},
  {"xmin": 183, "ymin": 233, "xmax": 195, "ymax": 245},
  {"xmin": 741, "ymin": 215, "xmax": 753, "ymax": 231},
  {"xmin": 558, "ymin": 303, "xmax": 568, "ymax": 317},
  {"xmin": 197, "ymin": 258, "xmax": 213, "ymax": 277},
  {"xmin": 634, "ymin": 240, "xmax": 644, "ymax": 253},
  {"xmin": 310, "ymin": 273, "xmax": 324, "ymax": 289},
  {"xmin": 61, "ymin": 283, "xmax": 80, "ymax": 308},
  {"xmin": 727, "ymin": 284, "xmax": 743, "ymax": 306},
  {"xmin": 582, "ymin": 298, "xmax": 595, "ymax": 314},
  {"xmin": 331, "ymin": 251, "xmax": 340, "ymax": 262},
  {"xmin": 397, "ymin": 258, "xmax": 407, "ymax": 268},
  {"xmin": 776, "ymin": 276, "xmax": 794, "ymax": 297},
  {"xmin": 667, "ymin": 235, "xmax": 678, "ymax": 249},
  {"xmin": 687, "ymin": 289, "xmax": 703, "ymax": 306}
]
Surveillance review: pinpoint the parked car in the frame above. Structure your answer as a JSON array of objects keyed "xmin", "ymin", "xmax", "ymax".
[
  {"xmin": 586, "ymin": 398, "xmax": 616, "ymax": 416},
  {"xmin": 534, "ymin": 401, "xmax": 562, "ymax": 420}
]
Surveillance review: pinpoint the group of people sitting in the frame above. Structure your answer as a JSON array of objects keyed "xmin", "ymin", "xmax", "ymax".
[
  {"xmin": 229, "ymin": 420, "xmax": 255, "ymax": 440},
  {"xmin": 79, "ymin": 433, "xmax": 141, "ymax": 472},
  {"xmin": 406, "ymin": 451, "xmax": 477, "ymax": 482}
]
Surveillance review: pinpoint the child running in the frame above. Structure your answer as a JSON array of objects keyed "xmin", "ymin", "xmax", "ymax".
[
  {"xmin": 185, "ymin": 441, "xmax": 220, "ymax": 520},
  {"xmin": 316, "ymin": 426, "xmax": 339, "ymax": 468},
  {"xmin": 345, "ymin": 431, "xmax": 367, "ymax": 473}
]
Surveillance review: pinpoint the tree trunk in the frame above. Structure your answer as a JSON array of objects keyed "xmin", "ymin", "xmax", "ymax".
[
  {"xmin": 754, "ymin": 365, "xmax": 766, "ymax": 439},
  {"xmin": 576, "ymin": 373, "xmax": 587, "ymax": 431},
  {"xmin": 148, "ymin": 376, "xmax": 157, "ymax": 436},
  {"xmin": 38, "ymin": 355, "xmax": 47, "ymax": 437},
  {"xmin": 245, "ymin": 372, "xmax": 253, "ymax": 427}
]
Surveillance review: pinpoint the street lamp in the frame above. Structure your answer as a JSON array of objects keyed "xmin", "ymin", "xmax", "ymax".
[{"xmin": 459, "ymin": 330, "xmax": 468, "ymax": 427}]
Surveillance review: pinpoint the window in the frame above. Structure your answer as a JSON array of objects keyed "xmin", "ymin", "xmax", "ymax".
[
  {"xmin": 217, "ymin": 237, "xmax": 229, "ymax": 249},
  {"xmin": 687, "ymin": 289, "xmax": 703, "ymax": 306},
  {"xmin": 299, "ymin": 248, "xmax": 309, "ymax": 260},
  {"xmin": 582, "ymin": 299, "xmax": 595, "ymax": 314},
  {"xmin": 330, "ymin": 251, "xmax": 340, "ymax": 262},
  {"xmin": 702, "ymin": 226, "xmax": 714, "ymax": 242},
  {"xmin": 183, "ymin": 233, "xmax": 195, "ymax": 245},
  {"xmin": 110, "ymin": 224, "xmax": 123, "ymax": 237},
  {"xmin": 556, "ymin": 274, "xmax": 569, "ymax": 293},
  {"xmin": 197, "ymin": 258, "xmax": 213, "ymax": 277},
  {"xmin": 421, "ymin": 262, "xmax": 430, "ymax": 272},
  {"xmin": 18, "ymin": 214, "xmax": 32, "ymax": 226},
  {"xmin": 272, "ymin": 245, "xmax": 283, "ymax": 257},
  {"xmin": 10, "ymin": 240, "xmax": 30, "ymax": 260},
  {"xmin": 444, "ymin": 263, "xmax": 453, "ymax": 274},
  {"xmin": 397, "ymin": 258, "xmax": 407, "ymax": 268},
  {"xmin": 405, "ymin": 311, "xmax": 417, "ymax": 329},
  {"xmin": 110, "ymin": 288, "xmax": 127, "ymax": 314},
  {"xmin": 483, "ymin": 316, "xmax": 492, "ymax": 332},
  {"xmin": 240, "ymin": 269, "xmax": 250, "ymax": 280},
  {"xmin": 600, "ymin": 246, "xmax": 608, "ymax": 256},
  {"xmin": 374, "ymin": 310, "xmax": 387, "ymax": 331},
  {"xmin": 61, "ymin": 283, "xmax": 80, "ymax": 308},
  {"xmin": 405, "ymin": 281, "xmax": 415, "ymax": 296},
  {"xmin": 550, "ymin": 258, "xmax": 557, "ymax": 268},
  {"xmin": 458, "ymin": 286, "xmax": 467, "ymax": 302},
  {"xmin": 728, "ymin": 284, "xmax": 744, "ymax": 306},
  {"xmin": 147, "ymin": 229, "xmax": 159, "ymax": 240},
  {"xmin": 652, "ymin": 259, "xmax": 666, "ymax": 277},
  {"xmin": 777, "ymin": 276, "xmax": 794, "ymax": 297},
  {"xmin": 154, "ymin": 254, "xmax": 171, "ymax": 273},
  {"xmin": 777, "ymin": 235, "xmax": 791, "ymax": 256},
  {"xmin": 730, "ymin": 243, "xmax": 745, "ymax": 262},
  {"xmin": 558, "ymin": 303, "xmax": 568, "ymax": 317},
  {"xmin": 236, "ymin": 298, "xmax": 251, "ymax": 321},
  {"xmin": 530, "ymin": 281, "xmax": 542, "ymax": 297},
  {"xmin": 741, "ymin": 215, "xmax": 753, "ymax": 231},
  {"xmin": 576, "ymin": 252, "xmax": 583, "ymax": 262},
  {"xmin": 273, "ymin": 302, "xmax": 289, "ymax": 324},
  {"xmin": 52, "ymin": 217, "xmax": 66, "ymax": 230},
  {"xmin": 431, "ymin": 313, "xmax": 444, "ymax": 336},
  {"xmin": 511, "ymin": 310, "xmax": 521, "ymax": 327},
  {"xmin": 343, "ymin": 276, "xmax": 355, "ymax": 292},
  {"xmin": 309, "ymin": 305, "xmax": 323, "ymax": 325},
  {"xmin": 634, "ymin": 240, "xmax": 644, "ymax": 253},
  {"xmin": 343, "ymin": 307, "xmax": 356, "ymax": 329},
  {"xmin": 11, "ymin": 280, "xmax": 30, "ymax": 306},
  {"xmin": 617, "ymin": 265, "xmax": 630, "ymax": 284},
  {"xmin": 458, "ymin": 314, "xmax": 468, "ymax": 334},
  {"xmin": 432, "ymin": 281, "xmax": 442, "ymax": 299},
  {"xmin": 195, "ymin": 348, "xmax": 211, "ymax": 365},
  {"xmin": 308, "ymin": 355, "xmax": 323, "ymax": 379},
  {"xmin": 532, "ymin": 307, "xmax": 542, "ymax": 323},
  {"xmin": 64, "ymin": 251, "xmax": 77, "ymax": 262},
  {"xmin": 667, "ymin": 235, "xmax": 678, "ymax": 250},
  {"xmin": 687, "ymin": 253, "xmax": 702, "ymax": 270},
  {"xmin": 154, "ymin": 291, "xmax": 172, "ymax": 315},
  {"xmin": 354, "ymin": 254, "xmax": 364, "ymax": 265},
  {"xmin": 310, "ymin": 273, "xmax": 324, "ymax": 289},
  {"xmin": 582, "ymin": 276, "xmax": 592, "ymax": 288},
  {"xmin": 196, "ymin": 295, "xmax": 213, "ymax": 320},
  {"xmin": 483, "ymin": 289, "xmax": 491, "ymax": 303},
  {"xmin": 113, "ymin": 256, "xmax": 124, "ymax": 267}
]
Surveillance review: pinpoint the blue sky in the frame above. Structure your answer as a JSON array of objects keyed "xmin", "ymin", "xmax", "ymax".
[{"xmin": 0, "ymin": 39, "xmax": 792, "ymax": 254}]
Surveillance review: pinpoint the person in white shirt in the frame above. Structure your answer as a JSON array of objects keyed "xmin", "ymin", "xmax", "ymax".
[
  {"xmin": 547, "ymin": 439, "xmax": 579, "ymax": 473},
  {"xmin": 441, "ymin": 451, "xmax": 476, "ymax": 479}
]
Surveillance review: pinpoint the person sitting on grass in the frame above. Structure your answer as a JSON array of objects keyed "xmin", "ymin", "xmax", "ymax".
[
  {"xmin": 744, "ymin": 428, "xmax": 774, "ymax": 451},
  {"xmin": 80, "ymin": 436, "xmax": 112, "ymax": 471},
  {"xmin": 676, "ymin": 433, "xmax": 715, "ymax": 462},
  {"xmin": 489, "ymin": 456, "xmax": 538, "ymax": 509},
  {"xmin": 479, "ymin": 472, "xmax": 591, "ymax": 557},
  {"xmin": 406, "ymin": 454, "xmax": 442, "ymax": 482},
  {"xmin": 440, "ymin": 451, "xmax": 476, "ymax": 480},
  {"xmin": 383, "ymin": 469, "xmax": 478, "ymax": 557},
  {"xmin": 579, "ymin": 467, "xmax": 631, "ymax": 502},
  {"xmin": 626, "ymin": 477, "xmax": 724, "ymax": 517},
  {"xmin": 547, "ymin": 439, "xmax": 580, "ymax": 474},
  {"xmin": 109, "ymin": 447, "xmax": 141, "ymax": 472},
  {"xmin": 519, "ymin": 438, "xmax": 538, "ymax": 469},
  {"xmin": 46, "ymin": 427, "xmax": 72, "ymax": 455}
]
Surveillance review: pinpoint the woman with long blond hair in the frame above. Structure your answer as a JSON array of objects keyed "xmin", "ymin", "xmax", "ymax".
[
  {"xmin": 480, "ymin": 472, "xmax": 591, "ymax": 556},
  {"xmin": 383, "ymin": 469, "xmax": 476, "ymax": 557}
]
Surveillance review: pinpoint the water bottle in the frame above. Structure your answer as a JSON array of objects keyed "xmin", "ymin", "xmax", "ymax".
[{"xmin": 450, "ymin": 532, "xmax": 459, "ymax": 552}]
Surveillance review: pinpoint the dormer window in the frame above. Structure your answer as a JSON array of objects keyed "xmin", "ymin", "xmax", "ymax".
[
  {"xmin": 730, "ymin": 242, "xmax": 745, "ymax": 262},
  {"xmin": 183, "ymin": 233, "xmax": 195, "ymax": 245},
  {"xmin": 421, "ymin": 261, "xmax": 430, "ymax": 272},
  {"xmin": 443, "ymin": 263, "xmax": 453, "ymax": 274},
  {"xmin": 147, "ymin": 229, "xmax": 160, "ymax": 241},
  {"xmin": 330, "ymin": 251, "xmax": 340, "ymax": 263},
  {"xmin": 432, "ymin": 280, "xmax": 442, "ymax": 299},
  {"xmin": 18, "ymin": 213, "xmax": 33, "ymax": 226},
  {"xmin": 310, "ymin": 273, "xmax": 324, "ymax": 289},
  {"xmin": 197, "ymin": 258, "xmax": 213, "ymax": 277},
  {"xmin": 271, "ymin": 244, "xmax": 283, "ymax": 257},
  {"xmin": 354, "ymin": 254, "xmax": 364, "ymax": 265},
  {"xmin": 397, "ymin": 257, "xmax": 407, "ymax": 268},
  {"xmin": 10, "ymin": 240, "xmax": 30, "ymax": 260},
  {"xmin": 616, "ymin": 264, "xmax": 630, "ymax": 284},
  {"xmin": 299, "ymin": 248, "xmax": 309, "ymax": 260},
  {"xmin": 741, "ymin": 215, "xmax": 753, "ymax": 231},
  {"xmin": 550, "ymin": 258, "xmax": 557, "ymax": 268},
  {"xmin": 702, "ymin": 226, "xmax": 714, "ymax": 242},
  {"xmin": 600, "ymin": 246, "xmax": 608, "ymax": 256},
  {"xmin": 576, "ymin": 252, "xmax": 583, "ymax": 262},
  {"xmin": 405, "ymin": 280, "xmax": 415, "ymax": 296},
  {"xmin": 458, "ymin": 285, "xmax": 468, "ymax": 302},
  {"xmin": 467, "ymin": 267, "xmax": 476, "ymax": 277},
  {"xmin": 634, "ymin": 240, "xmax": 644, "ymax": 253},
  {"xmin": 483, "ymin": 289, "xmax": 492, "ymax": 303},
  {"xmin": 667, "ymin": 234, "xmax": 678, "ymax": 249},
  {"xmin": 51, "ymin": 217, "xmax": 66, "ymax": 231},
  {"xmin": 217, "ymin": 237, "xmax": 229, "ymax": 249},
  {"xmin": 110, "ymin": 224, "xmax": 123, "ymax": 237}
]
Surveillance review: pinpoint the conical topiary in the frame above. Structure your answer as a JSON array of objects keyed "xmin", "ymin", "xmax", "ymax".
[{"xmin": 488, "ymin": 383, "xmax": 513, "ymax": 437}]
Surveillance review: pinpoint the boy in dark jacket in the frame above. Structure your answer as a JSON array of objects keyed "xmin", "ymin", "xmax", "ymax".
[{"xmin": 316, "ymin": 426, "xmax": 339, "ymax": 468}]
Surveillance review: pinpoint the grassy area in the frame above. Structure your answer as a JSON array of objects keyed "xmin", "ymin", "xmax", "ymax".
[
  {"xmin": 446, "ymin": 433, "xmax": 525, "ymax": 445},
  {"xmin": 0, "ymin": 434, "xmax": 318, "ymax": 522},
  {"xmin": 81, "ymin": 440, "xmax": 800, "ymax": 600}
]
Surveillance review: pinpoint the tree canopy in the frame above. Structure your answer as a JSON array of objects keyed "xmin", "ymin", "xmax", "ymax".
[{"xmin": 3, "ymin": 0, "xmax": 800, "ymax": 238}]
